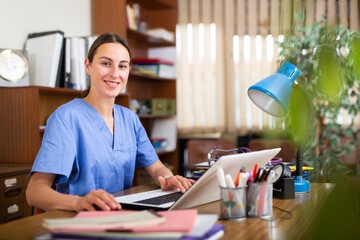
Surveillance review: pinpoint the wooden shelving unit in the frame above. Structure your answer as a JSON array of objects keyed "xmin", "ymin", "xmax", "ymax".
[
  {"xmin": 94, "ymin": 0, "xmax": 179, "ymax": 183},
  {"xmin": 0, "ymin": 86, "xmax": 129, "ymax": 164}
]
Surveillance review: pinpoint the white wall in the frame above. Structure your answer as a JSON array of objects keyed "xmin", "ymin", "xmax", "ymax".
[{"xmin": 0, "ymin": 0, "xmax": 92, "ymax": 50}]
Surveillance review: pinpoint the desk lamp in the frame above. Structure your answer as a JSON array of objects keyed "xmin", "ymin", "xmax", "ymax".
[{"xmin": 247, "ymin": 62, "xmax": 310, "ymax": 193}]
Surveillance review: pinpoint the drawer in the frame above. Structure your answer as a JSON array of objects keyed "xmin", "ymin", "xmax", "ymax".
[
  {"xmin": 0, "ymin": 173, "xmax": 30, "ymax": 207},
  {"xmin": 0, "ymin": 201, "xmax": 32, "ymax": 223}
]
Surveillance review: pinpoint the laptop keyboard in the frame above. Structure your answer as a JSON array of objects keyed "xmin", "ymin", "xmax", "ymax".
[{"xmin": 133, "ymin": 192, "xmax": 183, "ymax": 205}]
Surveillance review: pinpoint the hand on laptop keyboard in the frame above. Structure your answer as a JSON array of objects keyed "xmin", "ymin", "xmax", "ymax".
[{"xmin": 158, "ymin": 175, "xmax": 196, "ymax": 193}]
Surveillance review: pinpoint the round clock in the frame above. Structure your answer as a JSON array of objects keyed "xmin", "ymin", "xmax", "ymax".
[
  {"xmin": 271, "ymin": 163, "xmax": 291, "ymax": 185},
  {"xmin": 0, "ymin": 49, "xmax": 28, "ymax": 82}
]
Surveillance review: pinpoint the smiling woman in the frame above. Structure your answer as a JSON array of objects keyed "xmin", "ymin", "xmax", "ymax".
[
  {"xmin": 25, "ymin": 33, "xmax": 195, "ymax": 213},
  {"xmin": 82, "ymin": 34, "xmax": 132, "ymax": 99}
]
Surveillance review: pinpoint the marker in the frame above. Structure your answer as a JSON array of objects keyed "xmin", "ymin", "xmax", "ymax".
[
  {"xmin": 217, "ymin": 168, "xmax": 227, "ymax": 188},
  {"xmin": 253, "ymin": 164, "xmax": 258, "ymax": 179},
  {"xmin": 234, "ymin": 167, "xmax": 245, "ymax": 187},
  {"xmin": 238, "ymin": 172, "xmax": 249, "ymax": 187}
]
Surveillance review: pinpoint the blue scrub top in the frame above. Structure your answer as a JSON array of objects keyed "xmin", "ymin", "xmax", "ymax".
[{"xmin": 31, "ymin": 99, "xmax": 159, "ymax": 196}]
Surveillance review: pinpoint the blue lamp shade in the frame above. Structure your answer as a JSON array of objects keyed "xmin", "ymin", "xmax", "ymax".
[{"xmin": 247, "ymin": 62, "xmax": 300, "ymax": 117}]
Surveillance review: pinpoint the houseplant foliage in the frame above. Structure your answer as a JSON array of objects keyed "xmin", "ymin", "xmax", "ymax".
[{"xmin": 278, "ymin": 17, "xmax": 360, "ymax": 183}]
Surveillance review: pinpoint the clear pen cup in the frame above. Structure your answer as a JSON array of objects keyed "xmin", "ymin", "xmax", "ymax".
[
  {"xmin": 219, "ymin": 186, "xmax": 247, "ymax": 220},
  {"xmin": 247, "ymin": 182, "xmax": 273, "ymax": 218}
]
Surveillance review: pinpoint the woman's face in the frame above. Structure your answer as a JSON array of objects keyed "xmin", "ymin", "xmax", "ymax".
[{"xmin": 85, "ymin": 43, "xmax": 130, "ymax": 99}]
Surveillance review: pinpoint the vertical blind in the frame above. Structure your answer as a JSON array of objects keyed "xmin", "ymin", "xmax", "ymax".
[{"xmin": 177, "ymin": 0, "xmax": 360, "ymax": 134}]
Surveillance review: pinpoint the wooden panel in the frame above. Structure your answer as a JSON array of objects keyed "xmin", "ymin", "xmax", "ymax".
[
  {"xmin": 190, "ymin": 0, "xmax": 202, "ymax": 129},
  {"xmin": 127, "ymin": 77, "xmax": 176, "ymax": 99},
  {"xmin": 129, "ymin": 0, "xmax": 176, "ymax": 10},
  {"xmin": 0, "ymin": 87, "xmax": 39, "ymax": 164},
  {"xmin": 339, "ymin": 0, "xmax": 348, "ymax": 28},
  {"xmin": 248, "ymin": 0, "xmax": 257, "ymax": 36},
  {"xmin": 237, "ymin": 0, "xmax": 246, "ymax": 131},
  {"xmin": 141, "ymin": 8, "xmax": 177, "ymax": 33},
  {"xmin": 203, "ymin": 0, "xmax": 213, "ymax": 129},
  {"xmin": 316, "ymin": 0, "xmax": 326, "ymax": 22},
  {"xmin": 306, "ymin": 0, "xmax": 315, "ymax": 28},
  {"xmin": 237, "ymin": 0, "xmax": 246, "ymax": 36},
  {"xmin": 282, "ymin": 0, "xmax": 292, "ymax": 36},
  {"xmin": 225, "ymin": 0, "xmax": 236, "ymax": 131},
  {"xmin": 327, "ymin": 0, "xmax": 337, "ymax": 27},
  {"xmin": 293, "ymin": 0, "xmax": 303, "ymax": 27},
  {"xmin": 214, "ymin": 0, "xmax": 225, "ymax": 131},
  {"xmin": 177, "ymin": 0, "xmax": 191, "ymax": 129},
  {"xmin": 350, "ymin": 0, "xmax": 359, "ymax": 31},
  {"xmin": 93, "ymin": 0, "xmax": 127, "ymax": 37},
  {"xmin": 259, "ymin": 0, "xmax": 269, "ymax": 36},
  {"xmin": 270, "ymin": 0, "xmax": 280, "ymax": 36}
]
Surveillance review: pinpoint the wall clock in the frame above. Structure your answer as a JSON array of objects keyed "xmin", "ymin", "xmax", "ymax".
[{"xmin": 0, "ymin": 49, "xmax": 30, "ymax": 86}]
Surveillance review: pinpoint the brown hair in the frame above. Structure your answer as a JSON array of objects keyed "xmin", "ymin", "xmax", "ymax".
[{"xmin": 82, "ymin": 33, "xmax": 132, "ymax": 98}]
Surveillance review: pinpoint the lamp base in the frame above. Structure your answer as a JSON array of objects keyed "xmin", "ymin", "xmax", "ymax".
[{"xmin": 294, "ymin": 176, "xmax": 310, "ymax": 193}]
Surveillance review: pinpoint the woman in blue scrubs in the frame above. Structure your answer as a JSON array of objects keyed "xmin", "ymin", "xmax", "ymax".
[{"xmin": 26, "ymin": 33, "xmax": 195, "ymax": 212}]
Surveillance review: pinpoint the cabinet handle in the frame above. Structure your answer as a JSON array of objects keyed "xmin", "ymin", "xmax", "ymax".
[
  {"xmin": 5, "ymin": 185, "xmax": 22, "ymax": 197},
  {"xmin": 4, "ymin": 212, "xmax": 23, "ymax": 222}
]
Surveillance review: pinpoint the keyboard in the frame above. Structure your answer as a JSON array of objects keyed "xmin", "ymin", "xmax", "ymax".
[{"xmin": 133, "ymin": 192, "xmax": 183, "ymax": 205}]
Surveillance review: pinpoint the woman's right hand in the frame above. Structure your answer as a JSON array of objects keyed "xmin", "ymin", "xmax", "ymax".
[{"xmin": 75, "ymin": 189, "xmax": 122, "ymax": 211}]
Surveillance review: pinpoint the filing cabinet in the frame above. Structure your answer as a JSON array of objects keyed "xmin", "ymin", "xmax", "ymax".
[{"xmin": 0, "ymin": 165, "xmax": 32, "ymax": 223}]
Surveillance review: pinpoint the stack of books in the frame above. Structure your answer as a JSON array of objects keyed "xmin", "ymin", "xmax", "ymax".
[
  {"xmin": 133, "ymin": 58, "xmax": 176, "ymax": 79},
  {"xmin": 44, "ymin": 209, "xmax": 224, "ymax": 240}
]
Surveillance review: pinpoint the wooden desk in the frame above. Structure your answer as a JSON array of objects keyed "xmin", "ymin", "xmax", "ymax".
[{"xmin": 0, "ymin": 183, "xmax": 334, "ymax": 240}]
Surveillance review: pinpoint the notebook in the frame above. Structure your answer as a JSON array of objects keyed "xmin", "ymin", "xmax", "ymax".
[{"xmin": 115, "ymin": 148, "xmax": 281, "ymax": 211}]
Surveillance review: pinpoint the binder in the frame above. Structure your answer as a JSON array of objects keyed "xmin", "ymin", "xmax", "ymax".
[
  {"xmin": 25, "ymin": 30, "xmax": 64, "ymax": 87},
  {"xmin": 64, "ymin": 37, "xmax": 72, "ymax": 88},
  {"xmin": 70, "ymin": 37, "xmax": 81, "ymax": 90}
]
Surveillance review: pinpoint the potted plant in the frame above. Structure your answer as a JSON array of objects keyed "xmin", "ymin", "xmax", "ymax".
[{"xmin": 277, "ymin": 16, "xmax": 360, "ymax": 183}]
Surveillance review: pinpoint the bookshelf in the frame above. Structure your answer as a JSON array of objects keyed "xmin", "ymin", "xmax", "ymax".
[
  {"xmin": 0, "ymin": 86, "xmax": 129, "ymax": 164},
  {"xmin": 94, "ymin": 0, "xmax": 179, "ymax": 183}
]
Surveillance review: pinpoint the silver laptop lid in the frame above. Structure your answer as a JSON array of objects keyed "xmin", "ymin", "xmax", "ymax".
[{"xmin": 170, "ymin": 148, "xmax": 281, "ymax": 210}]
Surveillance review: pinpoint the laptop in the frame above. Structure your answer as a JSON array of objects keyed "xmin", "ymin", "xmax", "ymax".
[{"xmin": 115, "ymin": 148, "xmax": 281, "ymax": 211}]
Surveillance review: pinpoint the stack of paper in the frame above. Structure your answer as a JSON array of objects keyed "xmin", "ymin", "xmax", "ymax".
[
  {"xmin": 43, "ymin": 210, "xmax": 165, "ymax": 231},
  {"xmin": 46, "ymin": 209, "xmax": 224, "ymax": 240}
]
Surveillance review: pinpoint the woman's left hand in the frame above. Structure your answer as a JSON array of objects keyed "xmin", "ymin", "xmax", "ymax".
[{"xmin": 158, "ymin": 175, "xmax": 196, "ymax": 193}]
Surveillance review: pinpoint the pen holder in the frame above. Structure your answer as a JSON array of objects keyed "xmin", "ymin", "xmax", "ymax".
[
  {"xmin": 219, "ymin": 186, "xmax": 246, "ymax": 220},
  {"xmin": 247, "ymin": 182, "xmax": 273, "ymax": 218}
]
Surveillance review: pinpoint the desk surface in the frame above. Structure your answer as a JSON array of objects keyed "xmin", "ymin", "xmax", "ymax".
[{"xmin": 0, "ymin": 183, "xmax": 334, "ymax": 240}]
